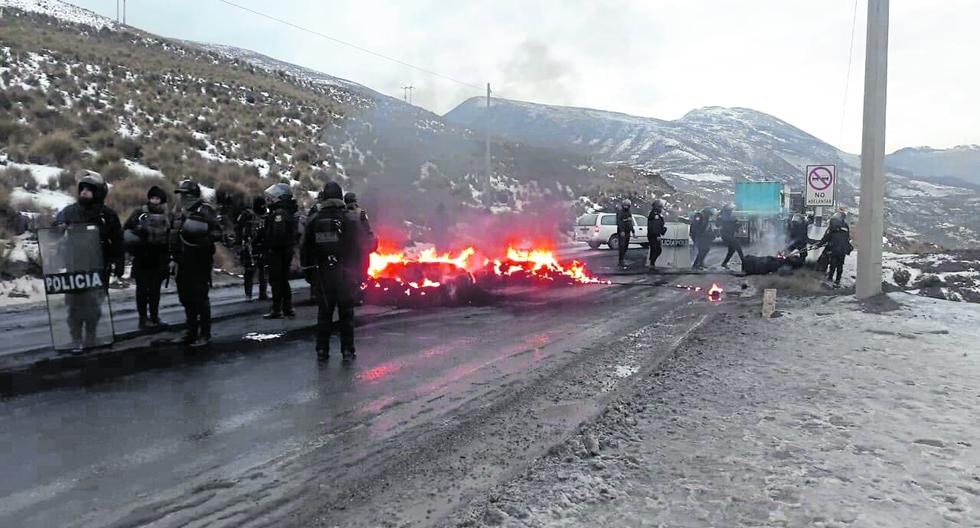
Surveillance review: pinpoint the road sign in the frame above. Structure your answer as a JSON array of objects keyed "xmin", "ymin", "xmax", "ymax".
[{"xmin": 805, "ymin": 165, "xmax": 837, "ymax": 207}]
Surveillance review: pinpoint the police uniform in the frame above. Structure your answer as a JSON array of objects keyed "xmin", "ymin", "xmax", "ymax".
[
  {"xmin": 647, "ymin": 201, "xmax": 667, "ymax": 269},
  {"xmin": 171, "ymin": 181, "xmax": 222, "ymax": 346},
  {"xmin": 301, "ymin": 182, "xmax": 357, "ymax": 361},
  {"xmin": 235, "ymin": 198, "xmax": 268, "ymax": 301},
  {"xmin": 123, "ymin": 185, "xmax": 171, "ymax": 328},
  {"xmin": 262, "ymin": 184, "xmax": 299, "ymax": 318},
  {"xmin": 54, "ymin": 172, "xmax": 124, "ymax": 350},
  {"xmin": 344, "ymin": 193, "xmax": 378, "ymax": 294},
  {"xmin": 616, "ymin": 205, "xmax": 635, "ymax": 267}
]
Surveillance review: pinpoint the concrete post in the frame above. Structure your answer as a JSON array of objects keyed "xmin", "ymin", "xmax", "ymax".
[{"xmin": 856, "ymin": 0, "xmax": 889, "ymax": 299}]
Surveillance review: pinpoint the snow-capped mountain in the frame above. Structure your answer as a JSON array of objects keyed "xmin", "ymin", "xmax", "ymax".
[
  {"xmin": 887, "ymin": 145, "xmax": 980, "ymax": 187},
  {"xmin": 445, "ymin": 97, "xmax": 980, "ymax": 249}
]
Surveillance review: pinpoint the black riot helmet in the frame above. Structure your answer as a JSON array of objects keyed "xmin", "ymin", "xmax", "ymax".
[
  {"xmin": 701, "ymin": 206, "xmax": 718, "ymax": 219},
  {"xmin": 651, "ymin": 199, "xmax": 665, "ymax": 214},
  {"xmin": 344, "ymin": 192, "xmax": 357, "ymax": 206},
  {"xmin": 622, "ymin": 199, "xmax": 632, "ymax": 211},
  {"xmin": 829, "ymin": 215, "xmax": 845, "ymax": 231},
  {"xmin": 174, "ymin": 179, "xmax": 202, "ymax": 198},
  {"xmin": 791, "ymin": 213, "xmax": 805, "ymax": 225},
  {"xmin": 264, "ymin": 183, "xmax": 293, "ymax": 207},
  {"xmin": 76, "ymin": 170, "xmax": 107, "ymax": 204},
  {"xmin": 721, "ymin": 203, "xmax": 735, "ymax": 214}
]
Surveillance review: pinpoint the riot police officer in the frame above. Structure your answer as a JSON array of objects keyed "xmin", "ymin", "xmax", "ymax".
[
  {"xmin": 691, "ymin": 207, "xmax": 716, "ymax": 270},
  {"xmin": 817, "ymin": 214, "xmax": 853, "ymax": 288},
  {"xmin": 616, "ymin": 200, "xmax": 635, "ymax": 269},
  {"xmin": 646, "ymin": 199, "xmax": 667, "ymax": 271},
  {"xmin": 718, "ymin": 203, "xmax": 743, "ymax": 269},
  {"xmin": 344, "ymin": 192, "xmax": 378, "ymax": 296},
  {"xmin": 301, "ymin": 182, "xmax": 358, "ymax": 362},
  {"xmin": 235, "ymin": 195, "xmax": 268, "ymax": 302},
  {"xmin": 123, "ymin": 185, "xmax": 171, "ymax": 329},
  {"xmin": 786, "ymin": 213, "xmax": 810, "ymax": 257},
  {"xmin": 54, "ymin": 170, "xmax": 124, "ymax": 352},
  {"xmin": 170, "ymin": 180, "xmax": 222, "ymax": 347},
  {"xmin": 261, "ymin": 183, "xmax": 299, "ymax": 319}
]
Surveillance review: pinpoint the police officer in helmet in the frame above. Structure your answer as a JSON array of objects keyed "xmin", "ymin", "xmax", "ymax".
[
  {"xmin": 261, "ymin": 183, "xmax": 299, "ymax": 319},
  {"xmin": 691, "ymin": 207, "xmax": 716, "ymax": 270},
  {"xmin": 54, "ymin": 170, "xmax": 124, "ymax": 352},
  {"xmin": 301, "ymin": 181, "xmax": 358, "ymax": 362},
  {"xmin": 123, "ymin": 185, "xmax": 171, "ymax": 329},
  {"xmin": 235, "ymin": 195, "xmax": 269, "ymax": 302},
  {"xmin": 647, "ymin": 199, "xmax": 667, "ymax": 271},
  {"xmin": 170, "ymin": 179, "xmax": 222, "ymax": 347},
  {"xmin": 343, "ymin": 192, "xmax": 378, "ymax": 301},
  {"xmin": 785, "ymin": 213, "xmax": 810, "ymax": 258},
  {"xmin": 718, "ymin": 203, "xmax": 743, "ymax": 269},
  {"xmin": 616, "ymin": 199, "xmax": 636, "ymax": 269}
]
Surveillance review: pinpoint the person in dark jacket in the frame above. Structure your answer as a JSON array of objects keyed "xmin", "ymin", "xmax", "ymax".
[
  {"xmin": 261, "ymin": 183, "xmax": 298, "ymax": 319},
  {"xmin": 123, "ymin": 186, "xmax": 171, "ymax": 329},
  {"xmin": 718, "ymin": 203, "xmax": 743, "ymax": 269},
  {"xmin": 690, "ymin": 207, "xmax": 715, "ymax": 270},
  {"xmin": 646, "ymin": 199, "xmax": 667, "ymax": 271},
  {"xmin": 615, "ymin": 200, "xmax": 636, "ymax": 268},
  {"xmin": 301, "ymin": 182, "xmax": 358, "ymax": 362},
  {"xmin": 785, "ymin": 213, "xmax": 811, "ymax": 258},
  {"xmin": 344, "ymin": 192, "xmax": 378, "ymax": 299},
  {"xmin": 817, "ymin": 215, "xmax": 852, "ymax": 288},
  {"xmin": 170, "ymin": 180, "xmax": 222, "ymax": 347},
  {"xmin": 54, "ymin": 171, "xmax": 124, "ymax": 352},
  {"xmin": 235, "ymin": 196, "xmax": 268, "ymax": 302}
]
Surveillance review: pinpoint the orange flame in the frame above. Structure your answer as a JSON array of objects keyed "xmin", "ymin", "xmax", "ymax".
[
  {"xmin": 707, "ymin": 283, "xmax": 724, "ymax": 302},
  {"xmin": 366, "ymin": 242, "xmax": 604, "ymax": 298}
]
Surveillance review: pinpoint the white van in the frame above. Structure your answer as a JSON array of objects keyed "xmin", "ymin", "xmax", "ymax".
[{"xmin": 574, "ymin": 213, "xmax": 649, "ymax": 250}]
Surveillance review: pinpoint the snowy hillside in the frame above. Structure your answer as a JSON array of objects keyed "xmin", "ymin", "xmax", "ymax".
[
  {"xmin": 0, "ymin": 2, "xmax": 603, "ymax": 237},
  {"xmin": 445, "ymin": 98, "xmax": 980, "ymax": 249},
  {"xmin": 0, "ymin": 0, "xmax": 115, "ymax": 30}
]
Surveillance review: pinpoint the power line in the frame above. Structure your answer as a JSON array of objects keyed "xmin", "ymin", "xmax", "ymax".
[
  {"xmin": 839, "ymin": 0, "xmax": 860, "ymax": 147},
  {"xmin": 215, "ymin": 0, "xmax": 484, "ymax": 92}
]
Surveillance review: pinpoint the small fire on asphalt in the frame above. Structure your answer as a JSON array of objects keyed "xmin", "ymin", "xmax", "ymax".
[{"xmin": 707, "ymin": 283, "xmax": 724, "ymax": 302}]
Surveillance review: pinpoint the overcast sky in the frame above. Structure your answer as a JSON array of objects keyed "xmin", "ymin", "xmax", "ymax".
[{"xmin": 72, "ymin": 0, "xmax": 979, "ymax": 153}]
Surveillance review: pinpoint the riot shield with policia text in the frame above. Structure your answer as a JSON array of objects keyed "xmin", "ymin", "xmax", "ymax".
[{"xmin": 38, "ymin": 224, "xmax": 115, "ymax": 351}]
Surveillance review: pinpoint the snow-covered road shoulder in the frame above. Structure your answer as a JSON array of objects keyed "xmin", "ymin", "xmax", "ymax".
[{"xmin": 454, "ymin": 293, "xmax": 980, "ymax": 527}]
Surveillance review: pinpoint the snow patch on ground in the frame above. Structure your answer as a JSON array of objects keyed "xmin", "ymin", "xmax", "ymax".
[
  {"xmin": 243, "ymin": 332, "xmax": 284, "ymax": 342},
  {"xmin": 11, "ymin": 187, "xmax": 74, "ymax": 211},
  {"xmin": 612, "ymin": 364, "xmax": 638, "ymax": 378},
  {"xmin": 0, "ymin": 161, "xmax": 63, "ymax": 187},
  {"xmin": 122, "ymin": 159, "xmax": 164, "ymax": 179}
]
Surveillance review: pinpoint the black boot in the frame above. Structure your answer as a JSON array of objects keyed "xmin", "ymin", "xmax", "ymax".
[
  {"xmin": 341, "ymin": 347, "xmax": 356, "ymax": 364},
  {"xmin": 263, "ymin": 311, "xmax": 283, "ymax": 319},
  {"xmin": 316, "ymin": 347, "xmax": 329, "ymax": 361}
]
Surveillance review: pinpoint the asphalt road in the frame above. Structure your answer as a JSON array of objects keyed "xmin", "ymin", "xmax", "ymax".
[{"xmin": 0, "ymin": 244, "xmax": 741, "ymax": 527}]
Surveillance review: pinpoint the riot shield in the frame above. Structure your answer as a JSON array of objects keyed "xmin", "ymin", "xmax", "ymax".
[{"xmin": 38, "ymin": 225, "xmax": 115, "ymax": 351}]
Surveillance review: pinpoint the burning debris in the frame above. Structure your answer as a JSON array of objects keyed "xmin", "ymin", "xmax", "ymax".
[
  {"xmin": 707, "ymin": 283, "xmax": 724, "ymax": 302},
  {"xmin": 364, "ymin": 243, "xmax": 606, "ymax": 305}
]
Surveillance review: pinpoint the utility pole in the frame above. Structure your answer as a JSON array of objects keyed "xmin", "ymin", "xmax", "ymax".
[
  {"xmin": 400, "ymin": 85, "xmax": 414, "ymax": 104},
  {"xmin": 485, "ymin": 82, "xmax": 492, "ymax": 202},
  {"xmin": 116, "ymin": 0, "xmax": 119, "ymax": 22},
  {"xmin": 123, "ymin": 0, "xmax": 127, "ymax": 25},
  {"xmin": 856, "ymin": 0, "xmax": 889, "ymax": 299}
]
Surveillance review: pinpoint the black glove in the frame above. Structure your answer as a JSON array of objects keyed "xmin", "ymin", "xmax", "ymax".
[
  {"xmin": 302, "ymin": 267, "xmax": 316, "ymax": 285},
  {"xmin": 115, "ymin": 262, "xmax": 125, "ymax": 279}
]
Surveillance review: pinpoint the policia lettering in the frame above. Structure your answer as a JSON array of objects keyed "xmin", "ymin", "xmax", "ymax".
[{"xmin": 45, "ymin": 271, "xmax": 104, "ymax": 294}]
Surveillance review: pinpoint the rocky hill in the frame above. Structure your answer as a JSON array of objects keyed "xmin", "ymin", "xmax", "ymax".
[{"xmin": 446, "ymin": 97, "xmax": 980, "ymax": 249}]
